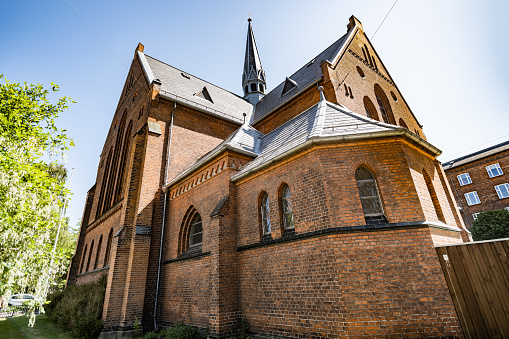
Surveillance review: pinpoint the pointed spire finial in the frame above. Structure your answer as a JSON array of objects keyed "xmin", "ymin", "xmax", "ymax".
[
  {"xmin": 242, "ymin": 16, "xmax": 266, "ymax": 105},
  {"xmin": 318, "ymin": 86, "xmax": 326, "ymax": 102}
]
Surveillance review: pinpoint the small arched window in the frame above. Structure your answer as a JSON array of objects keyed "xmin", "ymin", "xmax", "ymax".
[
  {"xmin": 188, "ymin": 214, "xmax": 203, "ymax": 248},
  {"xmin": 355, "ymin": 167, "xmax": 386, "ymax": 223},
  {"xmin": 94, "ymin": 235, "xmax": 103, "ymax": 270},
  {"xmin": 104, "ymin": 229, "xmax": 113, "ymax": 267},
  {"xmin": 399, "ymin": 118, "xmax": 409, "ymax": 130},
  {"xmin": 260, "ymin": 192, "xmax": 271, "ymax": 235},
  {"xmin": 259, "ymin": 84, "xmax": 264, "ymax": 93},
  {"xmin": 280, "ymin": 184, "xmax": 294, "ymax": 230},
  {"xmin": 86, "ymin": 240, "xmax": 94, "ymax": 272},
  {"xmin": 80, "ymin": 244, "xmax": 88, "ymax": 274},
  {"xmin": 363, "ymin": 96, "xmax": 379, "ymax": 121},
  {"xmin": 423, "ymin": 170, "xmax": 445, "ymax": 223},
  {"xmin": 250, "ymin": 83, "xmax": 257, "ymax": 92}
]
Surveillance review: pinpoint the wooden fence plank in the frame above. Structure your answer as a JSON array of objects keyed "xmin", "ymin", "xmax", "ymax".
[{"xmin": 437, "ymin": 239, "xmax": 509, "ymax": 339}]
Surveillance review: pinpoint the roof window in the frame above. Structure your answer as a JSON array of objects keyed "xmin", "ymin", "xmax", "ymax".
[
  {"xmin": 195, "ymin": 86, "xmax": 213, "ymax": 103},
  {"xmin": 281, "ymin": 77, "xmax": 297, "ymax": 97}
]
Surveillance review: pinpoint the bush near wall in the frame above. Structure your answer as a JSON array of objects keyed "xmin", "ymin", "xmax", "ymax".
[
  {"xmin": 471, "ymin": 209, "xmax": 509, "ymax": 241},
  {"xmin": 45, "ymin": 275, "xmax": 107, "ymax": 339}
]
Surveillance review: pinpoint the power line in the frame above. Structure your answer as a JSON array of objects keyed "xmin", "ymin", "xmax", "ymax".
[
  {"xmin": 371, "ymin": 0, "xmax": 399, "ymax": 40},
  {"xmin": 441, "ymin": 133, "xmax": 509, "ymax": 162}
]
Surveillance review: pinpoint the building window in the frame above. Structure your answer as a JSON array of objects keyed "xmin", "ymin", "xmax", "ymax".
[
  {"xmin": 423, "ymin": 170, "xmax": 445, "ymax": 223},
  {"xmin": 80, "ymin": 244, "xmax": 88, "ymax": 274},
  {"xmin": 180, "ymin": 207, "xmax": 203, "ymax": 254},
  {"xmin": 280, "ymin": 184, "xmax": 294, "ymax": 230},
  {"xmin": 495, "ymin": 183, "xmax": 509, "ymax": 199},
  {"xmin": 104, "ymin": 229, "xmax": 113, "ymax": 267},
  {"xmin": 86, "ymin": 240, "xmax": 94, "ymax": 272},
  {"xmin": 188, "ymin": 214, "xmax": 203, "ymax": 248},
  {"xmin": 374, "ymin": 84, "xmax": 396, "ymax": 125},
  {"xmin": 94, "ymin": 235, "xmax": 103, "ymax": 270},
  {"xmin": 457, "ymin": 173, "xmax": 472, "ymax": 186},
  {"xmin": 250, "ymin": 83, "xmax": 257, "ymax": 92},
  {"xmin": 473, "ymin": 213, "xmax": 480, "ymax": 221},
  {"xmin": 398, "ymin": 118, "xmax": 408, "ymax": 130},
  {"xmin": 486, "ymin": 163, "xmax": 503, "ymax": 178},
  {"xmin": 363, "ymin": 96, "xmax": 379, "ymax": 121},
  {"xmin": 260, "ymin": 192, "xmax": 271, "ymax": 235},
  {"xmin": 465, "ymin": 191, "xmax": 481, "ymax": 206},
  {"xmin": 259, "ymin": 84, "xmax": 264, "ymax": 93},
  {"xmin": 355, "ymin": 167, "xmax": 386, "ymax": 223}
]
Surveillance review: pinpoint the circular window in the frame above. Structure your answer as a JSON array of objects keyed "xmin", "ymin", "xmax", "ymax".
[
  {"xmin": 356, "ymin": 66, "xmax": 365, "ymax": 78},
  {"xmin": 390, "ymin": 91, "xmax": 398, "ymax": 101}
]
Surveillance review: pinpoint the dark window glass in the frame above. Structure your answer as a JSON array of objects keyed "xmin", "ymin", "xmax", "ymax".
[
  {"xmin": 189, "ymin": 214, "xmax": 203, "ymax": 247},
  {"xmin": 281, "ymin": 185, "xmax": 294, "ymax": 229},
  {"xmin": 261, "ymin": 193, "xmax": 271, "ymax": 235},
  {"xmin": 355, "ymin": 167, "xmax": 384, "ymax": 217}
]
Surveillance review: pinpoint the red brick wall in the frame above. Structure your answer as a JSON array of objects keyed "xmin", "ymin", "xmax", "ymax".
[
  {"xmin": 237, "ymin": 227, "xmax": 461, "ymax": 338},
  {"xmin": 444, "ymin": 148, "xmax": 509, "ymax": 228}
]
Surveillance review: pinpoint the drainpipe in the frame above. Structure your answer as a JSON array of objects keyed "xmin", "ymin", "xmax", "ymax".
[{"xmin": 153, "ymin": 101, "xmax": 176, "ymax": 331}]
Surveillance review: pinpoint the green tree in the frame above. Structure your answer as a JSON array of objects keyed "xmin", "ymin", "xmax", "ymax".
[
  {"xmin": 0, "ymin": 75, "xmax": 74, "ymax": 316},
  {"xmin": 471, "ymin": 209, "xmax": 509, "ymax": 241}
]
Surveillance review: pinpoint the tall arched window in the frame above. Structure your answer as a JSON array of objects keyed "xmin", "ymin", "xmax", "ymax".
[
  {"xmin": 363, "ymin": 96, "xmax": 379, "ymax": 121},
  {"xmin": 104, "ymin": 229, "xmax": 113, "ymax": 267},
  {"xmin": 423, "ymin": 170, "xmax": 445, "ymax": 223},
  {"xmin": 86, "ymin": 240, "xmax": 94, "ymax": 272},
  {"xmin": 114, "ymin": 121, "xmax": 133, "ymax": 201},
  {"xmin": 399, "ymin": 118, "xmax": 409, "ymax": 130},
  {"xmin": 105, "ymin": 111, "xmax": 128, "ymax": 210},
  {"xmin": 355, "ymin": 167, "xmax": 386, "ymax": 223},
  {"xmin": 280, "ymin": 184, "xmax": 294, "ymax": 230},
  {"xmin": 260, "ymin": 192, "xmax": 271, "ymax": 235},
  {"xmin": 374, "ymin": 84, "xmax": 396, "ymax": 125},
  {"xmin": 94, "ymin": 235, "xmax": 103, "ymax": 270},
  {"xmin": 80, "ymin": 244, "xmax": 88, "ymax": 274},
  {"xmin": 97, "ymin": 148, "xmax": 113, "ymax": 217}
]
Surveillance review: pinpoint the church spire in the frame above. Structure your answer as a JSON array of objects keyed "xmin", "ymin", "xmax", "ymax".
[{"xmin": 242, "ymin": 18, "xmax": 266, "ymax": 105}]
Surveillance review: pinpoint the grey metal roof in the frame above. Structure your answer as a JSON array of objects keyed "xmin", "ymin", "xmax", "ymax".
[
  {"xmin": 251, "ymin": 34, "xmax": 348, "ymax": 124},
  {"xmin": 442, "ymin": 140, "xmax": 509, "ymax": 169},
  {"xmin": 144, "ymin": 55, "xmax": 253, "ymax": 123},
  {"xmin": 234, "ymin": 96, "xmax": 402, "ymax": 179}
]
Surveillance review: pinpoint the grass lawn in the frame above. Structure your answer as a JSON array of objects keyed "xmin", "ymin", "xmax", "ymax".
[{"xmin": 0, "ymin": 314, "xmax": 74, "ymax": 339}]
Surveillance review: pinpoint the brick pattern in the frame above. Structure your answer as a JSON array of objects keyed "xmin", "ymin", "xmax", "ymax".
[{"xmin": 444, "ymin": 149, "xmax": 509, "ymax": 228}]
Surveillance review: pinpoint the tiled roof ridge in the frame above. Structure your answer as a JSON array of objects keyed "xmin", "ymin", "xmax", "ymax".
[{"xmin": 144, "ymin": 54, "xmax": 250, "ymax": 102}]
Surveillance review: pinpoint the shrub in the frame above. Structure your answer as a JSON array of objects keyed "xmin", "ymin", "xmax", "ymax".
[
  {"xmin": 46, "ymin": 275, "xmax": 107, "ymax": 338},
  {"xmin": 471, "ymin": 209, "xmax": 509, "ymax": 241},
  {"xmin": 144, "ymin": 323, "xmax": 206, "ymax": 339}
]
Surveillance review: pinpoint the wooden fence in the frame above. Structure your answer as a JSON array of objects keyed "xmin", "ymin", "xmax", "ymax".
[{"xmin": 436, "ymin": 238, "xmax": 509, "ymax": 339}]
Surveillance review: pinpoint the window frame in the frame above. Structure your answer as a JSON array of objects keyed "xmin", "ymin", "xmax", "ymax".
[
  {"xmin": 260, "ymin": 192, "xmax": 271, "ymax": 235},
  {"xmin": 464, "ymin": 191, "xmax": 481, "ymax": 206},
  {"xmin": 188, "ymin": 214, "xmax": 203, "ymax": 248},
  {"xmin": 280, "ymin": 184, "xmax": 294, "ymax": 230},
  {"xmin": 486, "ymin": 163, "xmax": 503, "ymax": 178},
  {"xmin": 355, "ymin": 167, "xmax": 385, "ymax": 218},
  {"xmin": 495, "ymin": 183, "xmax": 509, "ymax": 199},
  {"xmin": 457, "ymin": 173, "xmax": 472, "ymax": 186},
  {"xmin": 472, "ymin": 212, "xmax": 480, "ymax": 221}
]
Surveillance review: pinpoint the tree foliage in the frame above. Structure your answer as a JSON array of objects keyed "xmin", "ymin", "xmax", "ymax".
[
  {"xmin": 471, "ymin": 209, "xmax": 509, "ymax": 241},
  {"xmin": 0, "ymin": 75, "xmax": 75, "ymax": 309}
]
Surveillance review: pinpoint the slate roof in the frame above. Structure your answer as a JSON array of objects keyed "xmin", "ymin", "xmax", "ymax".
[
  {"xmin": 142, "ymin": 54, "xmax": 253, "ymax": 124},
  {"xmin": 251, "ymin": 34, "xmax": 348, "ymax": 124},
  {"xmin": 233, "ymin": 94, "xmax": 403, "ymax": 180},
  {"xmin": 442, "ymin": 140, "xmax": 509, "ymax": 169}
]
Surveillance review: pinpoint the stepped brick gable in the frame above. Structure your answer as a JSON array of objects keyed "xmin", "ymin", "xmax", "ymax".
[{"xmin": 68, "ymin": 16, "xmax": 470, "ymax": 338}]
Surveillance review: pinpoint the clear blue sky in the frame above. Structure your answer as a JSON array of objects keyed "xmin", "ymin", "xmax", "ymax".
[{"xmin": 1, "ymin": 0, "xmax": 508, "ymax": 229}]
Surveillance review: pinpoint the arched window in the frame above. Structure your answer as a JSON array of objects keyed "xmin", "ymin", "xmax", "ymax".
[
  {"xmin": 260, "ymin": 192, "xmax": 271, "ymax": 235},
  {"xmin": 105, "ymin": 111, "xmax": 128, "ymax": 210},
  {"xmin": 363, "ymin": 96, "xmax": 379, "ymax": 121},
  {"xmin": 80, "ymin": 244, "xmax": 88, "ymax": 274},
  {"xmin": 398, "ymin": 118, "xmax": 409, "ymax": 129},
  {"xmin": 250, "ymin": 83, "xmax": 257, "ymax": 92},
  {"xmin": 344, "ymin": 83, "xmax": 349, "ymax": 96},
  {"xmin": 104, "ymin": 229, "xmax": 113, "ymax": 267},
  {"xmin": 94, "ymin": 235, "xmax": 103, "ymax": 270},
  {"xmin": 280, "ymin": 184, "xmax": 294, "ymax": 230},
  {"xmin": 364, "ymin": 44, "xmax": 373, "ymax": 66},
  {"xmin": 374, "ymin": 84, "xmax": 396, "ymax": 125},
  {"xmin": 86, "ymin": 240, "xmax": 94, "ymax": 272},
  {"xmin": 179, "ymin": 207, "xmax": 203, "ymax": 254},
  {"xmin": 114, "ymin": 121, "xmax": 133, "ymax": 201},
  {"xmin": 97, "ymin": 148, "xmax": 113, "ymax": 217},
  {"xmin": 355, "ymin": 167, "xmax": 386, "ymax": 223},
  {"xmin": 259, "ymin": 84, "xmax": 264, "ymax": 93},
  {"xmin": 423, "ymin": 170, "xmax": 445, "ymax": 223}
]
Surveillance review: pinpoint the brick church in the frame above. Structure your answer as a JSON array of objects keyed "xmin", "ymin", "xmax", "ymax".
[{"xmin": 68, "ymin": 16, "xmax": 471, "ymax": 338}]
